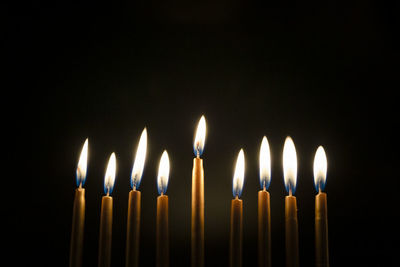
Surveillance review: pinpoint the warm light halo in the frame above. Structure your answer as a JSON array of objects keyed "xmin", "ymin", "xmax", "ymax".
[
  {"xmin": 232, "ymin": 149, "xmax": 245, "ymax": 198},
  {"xmin": 259, "ymin": 136, "xmax": 271, "ymax": 190},
  {"xmin": 76, "ymin": 138, "xmax": 88, "ymax": 187},
  {"xmin": 283, "ymin": 136, "xmax": 297, "ymax": 194},
  {"xmin": 104, "ymin": 153, "xmax": 117, "ymax": 195},
  {"xmin": 131, "ymin": 128, "xmax": 147, "ymax": 189},
  {"xmin": 313, "ymin": 146, "xmax": 327, "ymax": 192},
  {"xmin": 193, "ymin": 115, "xmax": 206, "ymax": 157},
  {"xmin": 157, "ymin": 150, "xmax": 170, "ymax": 195}
]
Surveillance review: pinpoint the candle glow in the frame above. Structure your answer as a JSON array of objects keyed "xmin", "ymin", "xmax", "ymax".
[
  {"xmin": 104, "ymin": 153, "xmax": 116, "ymax": 195},
  {"xmin": 157, "ymin": 150, "xmax": 170, "ymax": 195},
  {"xmin": 259, "ymin": 136, "xmax": 271, "ymax": 190},
  {"xmin": 313, "ymin": 146, "xmax": 327, "ymax": 192},
  {"xmin": 131, "ymin": 128, "xmax": 148, "ymax": 190},
  {"xmin": 283, "ymin": 137, "xmax": 297, "ymax": 194},
  {"xmin": 76, "ymin": 138, "xmax": 88, "ymax": 187},
  {"xmin": 193, "ymin": 115, "xmax": 206, "ymax": 157},
  {"xmin": 232, "ymin": 149, "xmax": 245, "ymax": 198}
]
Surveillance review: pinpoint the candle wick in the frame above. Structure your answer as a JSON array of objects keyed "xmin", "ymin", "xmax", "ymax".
[
  {"xmin": 79, "ymin": 182, "xmax": 82, "ymax": 189},
  {"xmin": 161, "ymin": 191, "xmax": 164, "ymax": 196},
  {"xmin": 263, "ymin": 181, "xmax": 266, "ymax": 191},
  {"xmin": 289, "ymin": 186, "xmax": 292, "ymax": 197},
  {"xmin": 235, "ymin": 195, "xmax": 239, "ymax": 200},
  {"xmin": 196, "ymin": 148, "xmax": 200, "ymax": 158},
  {"xmin": 106, "ymin": 191, "xmax": 110, "ymax": 197},
  {"xmin": 318, "ymin": 183, "xmax": 322, "ymax": 194}
]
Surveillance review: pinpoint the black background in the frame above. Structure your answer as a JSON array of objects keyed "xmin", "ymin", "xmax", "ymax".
[{"xmin": 4, "ymin": 1, "xmax": 399, "ymax": 266}]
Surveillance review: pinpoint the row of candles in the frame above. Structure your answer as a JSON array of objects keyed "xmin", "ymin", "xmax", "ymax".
[{"xmin": 70, "ymin": 116, "xmax": 329, "ymax": 267}]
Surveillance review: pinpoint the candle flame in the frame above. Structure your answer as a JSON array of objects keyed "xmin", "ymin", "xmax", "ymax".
[
  {"xmin": 283, "ymin": 136, "xmax": 297, "ymax": 195},
  {"xmin": 157, "ymin": 150, "xmax": 170, "ymax": 195},
  {"xmin": 259, "ymin": 136, "xmax": 271, "ymax": 190},
  {"xmin": 313, "ymin": 146, "xmax": 327, "ymax": 192},
  {"xmin": 232, "ymin": 149, "xmax": 245, "ymax": 198},
  {"xmin": 104, "ymin": 153, "xmax": 117, "ymax": 195},
  {"xmin": 131, "ymin": 128, "xmax": 147, "ymax": 190},
  {"xmin": 76, "ymin": 138, "xmax": 88, "ymax": 187},
  {"xmin": 193, "ymin": 115, "xmax": 206, "ymax": 157}
]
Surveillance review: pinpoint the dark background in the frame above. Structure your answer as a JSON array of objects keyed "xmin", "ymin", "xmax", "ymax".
[{"xmin": 4, "ymin": 1, "xmax": 399, "ymax": 266}]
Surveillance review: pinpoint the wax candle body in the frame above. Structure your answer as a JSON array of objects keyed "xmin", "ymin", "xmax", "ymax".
[
  {"xmin": 156, "ymin": 195, "xmax": 169, "ymax": 267},
  {"xmin": 98, "ymin": 196, "xmax": 113, "ymax": 267},
  {"xmin": 285, "ymin": 196, "xmax": 299, "ymax": 267},
  {"xmin": 258, "ymin": 190, "xmax": 271, "ymax": 267},
  {"xmin": 230, "ymin": 198, "xmax": 243, "ymax": 267},
  {"xmin": 70, "ymin": 188, "xmax": 85, "ymax": 267},
  {"xmin": 315, "ymin": 192, "xmax": 329, "ymax": 267},
  {"xmin": 126, "ymin": 190, "xmax": 141, "ymax": 267},
  {"xmin": 191, "ymin": 157, "xmax": 204, "ymax": 267}
]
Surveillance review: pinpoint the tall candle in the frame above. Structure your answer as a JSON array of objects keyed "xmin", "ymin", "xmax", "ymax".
[
  {"xmin": 70, "ymin": 138, "xmax": 88, "ymax": 267},
  {"xmin": 98, "ymin": 153, "xmax": 117, "ymax": 267},
  {"xmin": 191, "ymin": 116, "xmax": 206, "ymax": 267},
  {"xmin": 230, "ymin": 149, "xmax": 245, "ymax": 267},
  {"xmin": 126, "ymin": 128, "xmax": 147, "ymax": 267},
  {"xmin": 156, "ymin": 151, "xmax": 170, "ymax": 267},
  {"xmin": 313, "ymin": 146, "xmax": 329, "ymax": 267},
  {"xmin": 258, "ymin": 137, "xmax": 272, "ymax": 267},
  {"xmin": 283, "ymin": 137, "xmax": 299, "ymax": 267}
]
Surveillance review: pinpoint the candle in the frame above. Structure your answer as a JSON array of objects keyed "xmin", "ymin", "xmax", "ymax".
[
  {"xmin": 98, "ymin": 153, "xmax": 117, "ymax": 267},
  {"xmin": 258, "ymin": 137, "xmax": 272, "ymax": 267},
  {"xmin": 283, "ymin": 137, "xmax": 299, "ymax": 267},
  {"xmin": 70, "ymin": 139, "xmax": 88, "ymax": 267},
  {"xmin": 230, "ymin": 149, "xmax": 245, "ymax": 267},
  {"xmin": 313, "ymin": 146, "xmax": 329, "ymax": 267},
  {"xmin": 126, "ymin": 128, "xmax": 147, "ymax": 267},
  {"xmin": 191, "ymin": 116, "xmax": 206, "ymax": 267},
  {"xmin": 156, "ymin": 151, "xmax": 170, "ymax": 267}
]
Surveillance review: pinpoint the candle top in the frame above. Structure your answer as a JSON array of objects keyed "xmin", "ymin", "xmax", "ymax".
[
  {"xmin": 283, "ymin": 136, "xmax": 297, "ymax": 195},
  {"xmin": 313, "ymin": 146, "xmax": 327, "ymax": 192},
  {"xmin": 259, "ymin": 136, "xmax": 271, "ymax": 190},
  {"xmin": 104, "ymin": 152, "xmax": 117, "ymax": 195},
  {"xmin": 131, "ymin": 128, "xmax": 147, "ymax": 190},
  {"xmin": 232, "ymin": 149, "xmax": 245, "ymax": 198},
  {"xmin": 193, "ymin": 115, "xmax": 206, "ymax": 157},
  {"xmin": 157, "ymin": 150, "xmax": 170, "ymax": 195},
  {"xmin": 76, "ymin": 138, "xmax": 88, "ymax": 187}
]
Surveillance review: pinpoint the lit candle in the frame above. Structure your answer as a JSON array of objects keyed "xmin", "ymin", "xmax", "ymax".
[
  {"xmin": 258, "ymin": 137, "xmax": 272, "ymax": 267},
  {"xmin": 283, "ymin": 137, "xmax": 299, "ymax": 267},
  {"xmin": 70, "ymin": 138, "xmax": 88, "ymax": 267},
  {"xmin": 156, "ymin": 151, "xmax": 170, "ymax": 267},
  {"xmin": 98, "ymin": 153, "xmax": 117, "ymax": 267},
  {"xmin": 126, "ymin": 128, "xmax": 147, "ymax": 267},
  {"xmin": 191, "ymin": 116, "xmax": 206, "ymax": 267},
  {"xmin": 230, "ymin": 149, "xmax": 245, "ymax": 267},
  {"xmin": 313, "ymin": 146, "xmax": 329, "ymax": 267}
]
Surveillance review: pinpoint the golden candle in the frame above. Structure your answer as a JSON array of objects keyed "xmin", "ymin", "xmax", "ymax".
[
  {"xmin": 314, "ymin": 146, "xmax": 329, "ymax": 267},
  {"xmin": 230, "ymin": 149, "xmax": 245, "ymax": 267},
  {"xmin": 283, "ymin": 137, "xmax": 299, "ymax": 267},
  {"xmin": 258, "ymin": 137, "xmax": 272, "ymax": 267},
  {"xmin": 126, "ymin": 128, "xmax": 147, "ymax": 267},
  {"xmin": 98, "ymin": 153, "xmax": 117, "ymax": 267},
  {"xmin": 156, "ymin": 151, "xmax": 170, "ymax": 267},
  {"xmin": 70, "ymin": 138, "xmax": 88, "ymax": 267},
  {"xmin": 191, "ymin": 116, "xmax": 206, "ymax": 267}
]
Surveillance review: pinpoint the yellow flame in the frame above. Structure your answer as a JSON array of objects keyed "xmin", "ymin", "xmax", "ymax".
[
  {"xmin": 76, "ymin": 138, "xmax": 88, "ymax": 186},
  {"xmin": 283, "ymin": 136, "xmax": 297, "ymax": 194},
  {"xmin": 259, "ymin": 136, "xmax": 271, "ymax": 189},
  {"xmin": 313, "ymin": 146, "xmax": 327, "ymax": 191},
  {"xmin": 131, "ymin": 128, "xmax": 147, "ymax": 188},
  {"xmin": 233, "ymin": 149, "xmax": 245, "ymax": 197},
  {"xmin": 194, "ymin": 115, "xmax": 206, "ymax": 156},
  {"xmin": 104, "ymin": 152, "xmax": 116, "ymax": 194},
  {"xmin": 157, "ymin": 150, "xmax": 170, "ymax": 194}
]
